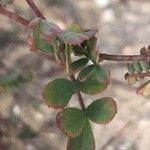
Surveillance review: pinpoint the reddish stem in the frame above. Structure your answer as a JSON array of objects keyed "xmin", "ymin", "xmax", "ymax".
[
  {"xmin": 99, "ymin": 53, "xmax": 150, "ymax": 62},
  {"xmin": 0, "ymin": 4, "xmax": 29, "ymax": 26},
  {"xmin": 26, "ymin": 0, "xmax": 46, "ymax": 19}
]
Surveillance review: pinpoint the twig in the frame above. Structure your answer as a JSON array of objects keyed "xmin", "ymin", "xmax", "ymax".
[
  {"xmin": 70, "ymin": 74, "xmax": 86, "ymax": 111},
  {"xmin": 99, "ymin": 53, "xmax": 150, "ymax": 62},
  {"xmin": 26, "ymin": 0, "xmax": 46, "ymax": 19},
  {"xmin": 0, "ymin": 4, "xmax": 29, "ymax": 26}
]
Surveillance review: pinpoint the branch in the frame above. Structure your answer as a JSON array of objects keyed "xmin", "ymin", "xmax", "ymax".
[
  {"xmin": 26, "ymin": 0, "xmax": 46, "ymax": 19},
  {"xmin": 99, "ymin": 53, "xmax": 150, "ymax": 62},
  {"xmin": 0, "ymin": 4, "xmax": 30, "ymax": 26},
  {"xmin": 70, "ymin": 74, "xmax": 86, "ymax": 111}
]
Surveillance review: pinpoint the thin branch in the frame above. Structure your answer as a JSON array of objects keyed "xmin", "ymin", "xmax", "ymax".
[
  {"xmin": 99, "ymin": 53, "xmax": 150, "ymax": 62},
  {"xmin": 70, "ymin": 74, "xmax": 86, "ymax": 111},
  {"xmin": 26, "ymin": 0, "xmax": 46, "ymax": 19},
  {"xmin": 0, "ymin": 4, "xmax": 30, "ymax": 26}
]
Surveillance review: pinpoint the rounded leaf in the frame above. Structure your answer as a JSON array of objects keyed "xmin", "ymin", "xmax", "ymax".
[
  {"xmin": 70, "ymin": 58, "xmax": 89, "ymax": 73},
  {"xmin": 67, "ymin": 120, "xmax": 95, "ymax": 150},
  {"xmin": 42, "ymin": 78, "xmax": 76, "ymax": 109},
  {"xmin": 140, "ymin": 61, "xmax": 150, "ymax": 71},
  {"xmin": 86, "ymin": 97, "xmax": 117, "ymax": 124},
  {"xmin": 57, "ymin": 107, "xmax": 86, "ymax": 137},
  {"xmin": 77, "ymin": 64, "xmax": 110, "ymax": 95}
]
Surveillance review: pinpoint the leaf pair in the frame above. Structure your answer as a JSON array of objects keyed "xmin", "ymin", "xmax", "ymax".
[
  {"xmin": 56, "ymin": 97, "xmax": 117, "ymax": 150},
  {"xmin": 56, "ymin": 97, "xmax": 117, "ymax": 137}
]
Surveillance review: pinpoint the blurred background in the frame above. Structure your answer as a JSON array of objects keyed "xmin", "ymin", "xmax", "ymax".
[{"xmin": 0, "ymin": 0, "xmax": 150, "ymax": 149}]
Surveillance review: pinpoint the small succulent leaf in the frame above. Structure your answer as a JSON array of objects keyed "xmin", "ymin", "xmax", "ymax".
[
  {"xmin": 133, "ymin": 62, "xmax": 143, "ymax": 73},
  {"xmin": 94, "ymin": 64, "xmax": 110, "ymax": 83},
  {"xmin": 85, "ymin": 37, "xmax": 98, "ymax": 62},
  {"xmin": 82, "ymin": 29, "xmax": 98, "ymax": 39},
  {"xmin": 39, "ymin": 19, "xmax": 62, "ymax": 39},
  {"xmin": 78, "ymin": 65, "xmax": 95, "ymax": 81},
  {"xmin": 42, "ymin": 78, "xmax": 76, "ymax": 109},
  {"xmin": 67, "ymin": 119, "xmax": 95, "ymax": 150},
  {"xmin": 86, "ymin": 97, "xmax": 117, "ymax": 124},
  {"xmin": 140, "ymin": 61, "xmax": 150, "ymax": 71},
  {"xmin": 77, "ymin": 64, "xmax": 110, "ymax": 95},
  {"xmin": 77, "ymin": 77, "xmax": 108, "ymax": 95},
  {"xmin": 38, "ymin": 39, "xmax": 54, "ymax": 54},
  {"xmin": 70, "ymin": 58, "xmax": 89, "ymax": 73},
  {"xmin": 137, "ymin": 80, "xmax": 150, "ymax": 97},
  {"xmin": 68, "ymin": 24, "xmax": 82, "ymax": 33},
  {"xmin": 57, "ymin": 31, "xmax": 86, "ymax": 45},
  {"xmin": 127, "ymin": 63, "xmax": 135, "ymax": 75},
  {"xmin": 56, "ymin": 107, "xmax": 86, "ymax": 137}
]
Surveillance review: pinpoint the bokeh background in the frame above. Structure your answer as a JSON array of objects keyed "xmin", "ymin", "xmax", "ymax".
[{"xmin": 0, "ymin": 0, "xmax": 150, "ymax": 149}]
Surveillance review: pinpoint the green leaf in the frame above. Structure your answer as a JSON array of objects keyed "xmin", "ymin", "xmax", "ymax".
[
  {"xmin": 67, "ymin": 120, "xmax": 95, "ymax": 150},
  {"xmin": 57, "ymin": 30, "xmax": 97, "ymax": 45},
  {"xmin": 68, "ymin": 24, "xmax": 82, "ymax": 33},
  {"xmin": 70, "ymin": 58, "xmax": 89, "ymax": 73},
  {"xmin": 32, "ymin": 20, "xmax": 54, "ymax": 54},
  {"xmin": 137, "ymin": 80, "xmax": 150, "ymax": 97},
  {"xmin": 133, "ymin": 62, "xmax": 143, "ymax": 73},
  {"xmin": 140, "ymin": 61, "xmax": 150, "ymax": 71},
  {"xmin": 56, "ymin": 107, "xmax": 86, "ymax": 137},
  {"xmin": 77, "ymin": 64, "xmax": 110, "ymax": 95},
  {"xmin": 127, "ymin": 63, "xmax": 135, "ymax": 75},
  {"xmin": 57, "ymin": 31, "xmax": 86, "ymax": 45},
  {"xmin": 42, "ymin": 78, "xmax": 76, "ymax": 109},
  {"xmin": 86, "ymin": 97, "xmax": 117, "ymax": 124},
  {"xmin": 38, "ymin": 18, "xmax": 62, "ymax": 40},
  {"xmin": 78, "ymin": 65, "xmax": 95, "ymax": 81}
]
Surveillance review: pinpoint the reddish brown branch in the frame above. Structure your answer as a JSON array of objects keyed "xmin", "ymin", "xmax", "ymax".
[
  {"xmin": 99, "ymin": 53, "xmax": 150, "ymax": 62},
  {"xmin": 0, "ymin": 4, "xmax": 30, "ymax": 26},
  {"xmin": 26, "ymin": 0, "xmax": 46, "ymax": 19},
  {"xmin": 70, "ymin": 74, "xmax": 86, "ymax": 111}
]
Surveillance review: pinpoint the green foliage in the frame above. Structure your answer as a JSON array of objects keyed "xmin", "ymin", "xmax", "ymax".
[
  {"xmin": 57, "ymin": 107, "xmax": 86, "ymax": 137},
  {"xmin": 2, "ymin": 14, "xmax": 148, "ymax": 150},
  {"xmin": 86, "ymin": 97, "xmax": 117, "ymax": 124},
  {"xmin": 70, "ymin": 58, "xmax": 89, "ymax": 73},
  {"xmin": 42, "ymin": 78, "xmax": 76, "ymax": 109},
  {"xmin": 77, "ymin": 64, "xmax": 110, "ymax": 95},
  {"xmin": 67, "ymin": 120, "xmax": 95, "ymax": 150}
]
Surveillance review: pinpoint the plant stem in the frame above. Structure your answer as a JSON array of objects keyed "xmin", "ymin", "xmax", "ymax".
[
  {"xmin": 0, "ymin": 4, "xmax": 29, "ymax": 26},
  {"xmin": 26, "ymin": 0, "xmax": 46, "ymax": 19},
  {"xmin": 70, "ymin": 74, "xmax": 86, "ymax": 111},
  {"xmin": 99, "ymin": 53, "xmax": 150, "ymax": 62},
  {"xmin": 0, "ymin": 4, "xmax": 150, "ymax": 62}
]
